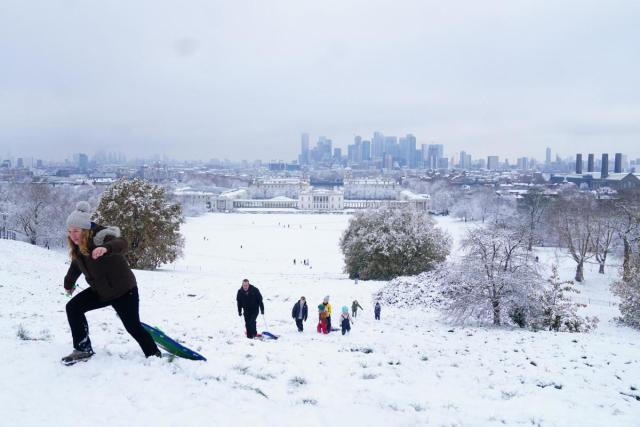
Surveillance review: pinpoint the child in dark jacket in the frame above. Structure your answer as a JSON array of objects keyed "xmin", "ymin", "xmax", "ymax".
[
  {"xmin": 340, "ymin": 306, "xmax": 353, "ymax": 335},
  {"xmin": 317, "ymin": 304, "xmax": 328, "ymax": 334}
]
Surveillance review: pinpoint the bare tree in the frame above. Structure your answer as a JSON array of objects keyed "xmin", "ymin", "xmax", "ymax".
[
  {"xmin": 590, "ymin": 201, "xmax": 618, "ymax": 274},
  {"xmin": 519, "ymin": 187, "xmax": 549, "ymax": 251},
  {"xmin": 554, "ymin": 189, "xmax": 596, "ymax": 283}
]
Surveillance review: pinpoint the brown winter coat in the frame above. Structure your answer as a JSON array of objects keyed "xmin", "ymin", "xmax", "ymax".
[{"xmin": 64, "ymin": 225, "xmax": 136, "ymax": 302}]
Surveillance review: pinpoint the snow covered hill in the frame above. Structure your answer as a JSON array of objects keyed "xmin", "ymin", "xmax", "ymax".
[{"xmin": 1, "ymin": 214, "xmax": 639, "ymax": 427}]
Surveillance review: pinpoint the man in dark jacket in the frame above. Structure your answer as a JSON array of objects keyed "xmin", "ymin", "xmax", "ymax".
[
  {"xmin": 236, "ymin": 279, "xmax": 264, "ymax": 339},
  {"xmin": 291, "ymin": 296, "xmax": 308, "ymax": 332}
]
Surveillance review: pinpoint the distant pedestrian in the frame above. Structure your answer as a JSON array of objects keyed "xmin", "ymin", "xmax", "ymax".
[
  {"xmin": 340, "ymin": 306, "xmax": 353, "ymax": 335},
  {"xmin": 293, "ymin": 258, "xmax": 296, "ymax": 265},
  {"xmin": 374, "ymin": 302, "xmax": 381, "ymax": 320},
  {"xmin": 354, "ymin": 272, "xmax": 360, "ymax": 285},
  {"xmin": 236, "ymin": 279, "xmax": 264, "ymax": 339},
  {"xmin": 291, "ymin": 296, "xmax": 308, "ymax": 332},
  {"xmin": 351, "ymin": 300, "xmax": 363, "ymax": 317}
]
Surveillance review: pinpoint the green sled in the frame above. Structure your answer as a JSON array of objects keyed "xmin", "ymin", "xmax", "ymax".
[{"xmin": 141, "ymin": 322, "xmax": 207, "ymax": 361}]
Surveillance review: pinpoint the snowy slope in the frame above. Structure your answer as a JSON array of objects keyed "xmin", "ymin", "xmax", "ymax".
[{"xmin": 1, "ymin": 213, "xmax": 639, "ymax": 427}]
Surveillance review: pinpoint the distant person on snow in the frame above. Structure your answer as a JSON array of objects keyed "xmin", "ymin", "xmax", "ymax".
[
  {"xmin": 351, "ymin": 299, "xmax": 364, "ymax": 317},
  {"xmin": 317, "ymin": 304, "xmax": 328, "ymax": 334},
  {"xmin": 374, "ymin": 302, "xmax": 381, "ymax": 320},
  {"xmin": 237, "ymin": 279, "xmax": 264, "ymax": 339},
  {"xmin": 354, "ymin": 272, "xmax": 360, "ymax": 284},
  {"xmin": 291, "ymin": 296, "xmax": 308, "ymax": 332},
  {"xmin": 340, "ymin": 306, "xmax": 353, "ymax": 335},
  {"xmin": 61, "ymin": 202, "xmax": 160, "ymax": 365},
  {"xmin": 322, "ymin": 295, "xmax": 333, "ymax": 332}
]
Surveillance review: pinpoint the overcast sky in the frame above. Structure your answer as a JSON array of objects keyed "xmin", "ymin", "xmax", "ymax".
[{"xmin": 1, "ymin": 0, "xmax": 639, "ymax": 162}]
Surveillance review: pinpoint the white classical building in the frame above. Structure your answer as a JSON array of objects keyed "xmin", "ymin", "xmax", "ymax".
[
  {"xmin": 343, "ymin": 178, "xmax": 399, "ymax": 199},
  {"xmin": 298, "ymin": 188, "xmax": 344, "ymax": 211},
  {"xmin": 248, "ymin": 178, "xmax": 309, "ymax": 199},
  {"xmin": 173, "ymin": 188, "xmax": 217, "ymax": 211}
]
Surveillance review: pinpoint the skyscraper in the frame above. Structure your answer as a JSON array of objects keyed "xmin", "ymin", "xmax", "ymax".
[
  {"xmin": 427, "ymin": 144, "xmax": 443, "ymax": 170},
  {"xmin": 545, "ymin": 147, "xmax": 551, "ymax": 164},
  {"xmin": 399, "ymin": 134, "xmax": 417, "ymax": 168},
  {"xmin": 487, "ymin": 155, "xmax": 500, "ymax": 171},
  {"xmin": 299, "ymin": 133, "xmax": 310, "ymax": 165},
  {"xmin": 361, "ymin": 140, "xmax": 371, "ymax": 161},
  {"xmin": 372, "ymin": 132, "xmax": 384, "ymax": 161}
]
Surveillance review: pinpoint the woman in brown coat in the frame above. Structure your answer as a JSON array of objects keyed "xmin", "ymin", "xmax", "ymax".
[{"xmin": 61, "ymin": 201, "xmax": 159, "ymax": 364}]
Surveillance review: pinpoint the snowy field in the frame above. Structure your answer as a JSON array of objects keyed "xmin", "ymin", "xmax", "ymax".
[{"xmin": 1, "ymin": 213, "xmax": 639, "ymax": 427}]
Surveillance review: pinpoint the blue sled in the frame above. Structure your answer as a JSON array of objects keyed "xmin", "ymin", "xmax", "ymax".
[
  {"xmin": 141, "ymin": 322, "xmax": 207, "ymax": 361},
  {"xmin": 261, "ymin": 331, "xmax": 278, "ymax": 340}
]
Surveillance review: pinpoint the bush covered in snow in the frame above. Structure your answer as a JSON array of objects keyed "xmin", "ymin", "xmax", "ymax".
[
  {"xmin": 611, "ymin": 261, "xmax": 640, "ymax": 329},
  {"xmin": 340, "ymin": 207, "xmax": 450, "ymax": 280},
  {"xmin": 94, "ymin": 178, "xmax": 184, "ymax": 270},
  {"xmin": 372, "ymin": 267, "xmax": 452, "ymax": 310},
  {"xmin": 531, "ymin": 265, "xmax": 599, "ymax": 332}
]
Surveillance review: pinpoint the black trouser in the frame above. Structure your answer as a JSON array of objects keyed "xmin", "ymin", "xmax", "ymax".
[
  {"xmin": 341, "ymin": 318, "xmax": 351, "ymax": 335},
  {"xmin": 244, "ymin": 310, "xmax": 259, "ymax": 338},
  {"xmin": 295, "ymin": 318, "xmax": 304, "ymax": 332},
  {"xmin": 326, "ymin": 316, "xmax": 332, "ymax": 332},
  {"xmin": 66, "ymin": 287, "xmax": 159, "ymax": 357},
  {"xmin": 375, "ymin": 311, "xmax": 380, "ymax": 320}
]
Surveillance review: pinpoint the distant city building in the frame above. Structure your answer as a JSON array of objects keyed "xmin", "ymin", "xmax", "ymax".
[
  {"xmin": 487, "ymin": 155, "xmax": 500, "ymax": 171},
  {"xmin": 299, "ymin": 133, "xmax": 310, "ymax": 165}
]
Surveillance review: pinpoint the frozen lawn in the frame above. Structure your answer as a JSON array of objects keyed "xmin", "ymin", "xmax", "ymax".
[{"xmin": 1, "ymin": 213, "xmax": 638, "ymax": 426}]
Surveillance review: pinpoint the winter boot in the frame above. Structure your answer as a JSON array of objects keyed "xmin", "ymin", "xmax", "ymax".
[{"xmin": 61, "ymin": 349, "xmax": 94, "ymax": 365}]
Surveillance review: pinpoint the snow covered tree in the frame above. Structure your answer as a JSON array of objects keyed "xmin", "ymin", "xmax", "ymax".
[
  {"xmin": 7, "ymin": 183, "xmax": 61, "ymax": 245},
  {"xmin": 613, "ymin": 190, "xmax": 640, "ymax": 282},
  {"xmin": 94, "ymin": 178, "xmax": 184, "ymax": 270},
  {"xmin": 518, "ymin": 187, "xmax": 549, "ymax": 251},
  {"xmin": 533, "ymin": 265, "xmax": 598, "ymax": 332},
  {"xmin": 553, "ymin": 189, "xmax": 596, "ymax": 282},
  {"xmin": 340, "ymin": 207, "xmax": 450, "ymax": 280},
  {"xmin": 590, "ymin": 201, "xmax": 618, "ymax": 274},
  {"xmin": 611, "ymin": 253, "xmax": 640, "ymax": 329},
  {"xmin": 443, "ymin": 225, "xmax": 539, "ymax": 326},
  {"xmin": 428, "ymin": 181, "xmax": 456, "ymax": 215}
]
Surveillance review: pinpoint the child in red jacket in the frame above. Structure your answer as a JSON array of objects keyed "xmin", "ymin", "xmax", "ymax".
[{"xmin": 317, "ymin": 304, "xmax": 328, "ymax": 334}]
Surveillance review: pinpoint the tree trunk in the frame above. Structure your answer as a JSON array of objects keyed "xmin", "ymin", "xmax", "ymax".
[
  {"xmin": 492, "ymin": 299, "xmax": 501, "ymax": 326},
  {"xmin": 622, "ymin": 238, "xmax": 632, "ymax": 282},
  {"xmin": 575, "ymin": 261, "xmax": 584, "ymax": 282},
  {"xmin": 598, "ymin": 263, "xmax": 605, "ymax": 274}
]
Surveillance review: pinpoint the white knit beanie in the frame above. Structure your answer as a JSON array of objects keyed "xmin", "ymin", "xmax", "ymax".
[{"xmin": 66, "ymin": 201, "xmax": 92, "ymax": 230}]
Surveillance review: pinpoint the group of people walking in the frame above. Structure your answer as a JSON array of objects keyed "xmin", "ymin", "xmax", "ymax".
[{"xmin": 291, "ymin": 296, "xmax": 382, "ymax": 336}]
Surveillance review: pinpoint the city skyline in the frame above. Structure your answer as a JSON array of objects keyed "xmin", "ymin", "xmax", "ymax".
[{"xmin": 1, "ymin": 1, "xmax": 639, "ymax": 162}]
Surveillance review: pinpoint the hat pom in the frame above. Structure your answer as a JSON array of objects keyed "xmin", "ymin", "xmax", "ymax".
[{"xmin": 76, "ymin": 201, "xmax": 91, "ymax": 213}]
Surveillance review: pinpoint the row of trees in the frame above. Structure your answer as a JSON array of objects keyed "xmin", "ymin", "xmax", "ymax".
[
  {"xmin": 343, "ymin": 182, "xmax": 640, "ymax": 330},
  {"xmin": 0, "ymin": 179, "xmax": 184, "ymax": 270},
  {"xmin": 449, "ymin": 185, "xmax": 640, "ymax": 283}
]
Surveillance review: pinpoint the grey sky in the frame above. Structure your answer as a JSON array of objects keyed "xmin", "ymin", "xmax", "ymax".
[{"xmin": 1, "ymin": 0, "xmax": 639, "ymax": 162}]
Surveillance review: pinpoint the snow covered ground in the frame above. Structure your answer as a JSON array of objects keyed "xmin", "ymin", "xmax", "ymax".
[{"xmin": 1, "ymin": 214, "xmax": 639, "ymax": 426}]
